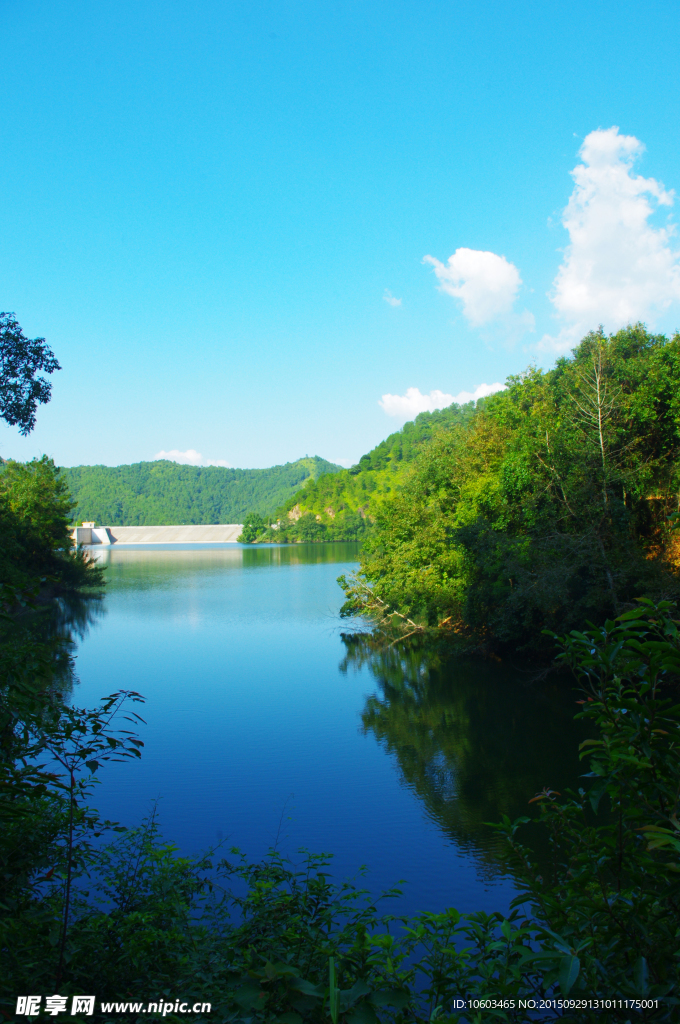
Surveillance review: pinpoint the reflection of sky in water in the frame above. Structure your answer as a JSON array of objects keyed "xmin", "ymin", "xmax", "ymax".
[{"xmin": 71, "ymin": 543, "xmax": 582, "ymax": 919}]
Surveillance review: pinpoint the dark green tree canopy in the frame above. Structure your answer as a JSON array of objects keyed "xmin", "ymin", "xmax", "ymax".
[
  {"xmin": 341, "ymin": 325, "xmax": 680, "ymax": 653},
  {"xmin": 0, "ymin": 312, "xmax": 60, "ymax": 435}
]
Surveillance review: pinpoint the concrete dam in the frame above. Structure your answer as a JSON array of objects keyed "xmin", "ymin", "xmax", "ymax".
[{"xmin": 73, "ymin": 524, "xmax": 244, "ymax": 545}]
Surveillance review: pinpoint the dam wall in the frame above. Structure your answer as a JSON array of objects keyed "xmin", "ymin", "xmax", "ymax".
[{"xmin": 73, "ymin": 524, "xmax": 243, "ymax": 545}]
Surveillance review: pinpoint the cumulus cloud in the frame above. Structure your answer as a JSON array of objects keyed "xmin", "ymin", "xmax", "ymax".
[
  {"xmin": 383, "ymin": 288, "xmax": 402, "ymax": 307},
  {"xmin": 379, "ymin": 382, "xmax": 506, "ymax": 419},
  {"xmin": 423, "ymin": 247, "xmax": 531, "ymax": 329},
  {"xmin": 154, "ymin": 449, "xmax": 231, "ymax": 468},
  {"xmin": 542, "ymin": 126, "xmax": 680, "ymax": 352}
]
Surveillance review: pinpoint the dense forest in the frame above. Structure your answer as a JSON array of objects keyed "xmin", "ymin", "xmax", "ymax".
[
  {"xmin": 339, "ymin": 326, "xmax": 680, "ymax": 654},
  {"xmin": 61, "ymin": 455, "xmax": 341, "ymax": 526}
]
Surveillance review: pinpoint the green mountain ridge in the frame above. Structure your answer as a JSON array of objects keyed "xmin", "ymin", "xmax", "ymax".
[
  {"xmin": 61, "ymin": 456, "xmax": 342, "ymax": 526},
  {"xmin": 253, "ymin": 401, "xmax": 484, "ymax": 542}
]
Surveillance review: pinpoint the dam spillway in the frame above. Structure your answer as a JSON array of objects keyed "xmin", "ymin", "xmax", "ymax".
[{"xmin": 73, "ymin": 524, "xmax": 244, "ymax": 545}]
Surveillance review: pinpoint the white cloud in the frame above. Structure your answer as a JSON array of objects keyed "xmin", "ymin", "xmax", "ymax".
[
  {"xmin": 423, "ymin": 247, "xmax": 528, "ymax": 327},
  {"xmin": 379, "ymin": 382, "xmax": 506, "ymax": 419},
  {"xmin": 331, "ymin": 458, "xmax": 354, "ymax": 468},
  {"xmin": 154, "ymin": 449, "xmax": 231, "ymax": 468},
  {"xmin": 449, "ymin": 381, "xmax": 507, "ymax": 405},
  {"xmin": 542, "ymin": 126, "xmax": 680, "ymax": 353},
  {"xmin": 383, "ymin": 288, "xmax": 402, "ymax": 307}
]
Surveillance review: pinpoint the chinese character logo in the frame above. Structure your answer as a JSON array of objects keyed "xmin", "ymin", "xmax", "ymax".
[
  {"xmin": 16, "ymin": 997, "xmax": 42, "ymax": 1016},
  {"xmin": 45, "ymin": 996, "xmax": 69, "ymax": 1016},
  {"xmin": 71, "ymin": 996, "xmax": 96, "ymax": 1015}
]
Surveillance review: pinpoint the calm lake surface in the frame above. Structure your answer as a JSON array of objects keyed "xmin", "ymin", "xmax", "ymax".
[{"xmin": 70, "ymin": 542, "xmax": 587, "ymax": 919}]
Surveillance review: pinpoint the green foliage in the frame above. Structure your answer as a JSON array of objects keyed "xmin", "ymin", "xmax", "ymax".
[
  {"xmin": 342, "ymin": 326, "xmax": 680, "ymax": 652},
  {"xmin": 492, "ymin": 599, "xmax": 680, "ymax": 1014},
  {"xmin": 256, "ymin": 403, "xmax": 480, "ymax": 544},
  {"xmin": 0, "ymin": 592, "xmax": 143, "ymax": 996},
  {"xmin": 0, "ymin": 312, "xmax": 60, "ymax": 436},
  {"xmin": 348, "ymin": 403, "xmax": 480, "ymax": 477},
  {"xmin": 61, "ymin": 457, "xmax": 342, "ymax": 526},
  {"xmin": 0, "ymin": 457, "xmax": 102, "ymax": 591},
  {"xmin": 266, "ymin": 508, "xmax": 369, "ymax": 545},
  {"xmin": 1, "ymin": 456, "xmax": 73, "ymax": 553},
  {"xmin": 239, "ymin": 511, "xmax": 268, "ymax": 543}
]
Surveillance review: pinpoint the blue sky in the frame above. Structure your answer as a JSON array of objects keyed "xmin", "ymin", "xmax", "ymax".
[{"xmin": 2, "ymin": 0, "xmax": 680, "ymax": 469}]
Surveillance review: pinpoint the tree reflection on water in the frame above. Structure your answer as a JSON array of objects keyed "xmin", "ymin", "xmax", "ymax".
[
  {"xmin": 16, "ymin": 590, "xmax": 107, "ymax": 701},
  {"xmin": 340, "ymin": 634, "xmax": 592, "ymax": 876}
]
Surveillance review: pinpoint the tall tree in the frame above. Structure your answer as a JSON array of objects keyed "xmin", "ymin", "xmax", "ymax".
[{"xmin": 0, "ymin": 313, "xmax": 60, "ymax": 435}]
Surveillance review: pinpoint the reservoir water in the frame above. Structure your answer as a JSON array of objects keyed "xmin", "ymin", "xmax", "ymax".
[{"xmin": 70, "ymin": 542, "xmax": 587, "ymax": 920}]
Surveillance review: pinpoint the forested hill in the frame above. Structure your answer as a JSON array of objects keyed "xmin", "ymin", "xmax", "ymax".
[
  {"xmin": 250, "ymin": 401, "xmax": 482, "ymax": 542},
  {"xmin": 342, "ymin": 325, "xmax": 680, "ymax": 653},
  {"xmin": 62, "ymin": 456, "xmax": 342, "ymax": 526}
]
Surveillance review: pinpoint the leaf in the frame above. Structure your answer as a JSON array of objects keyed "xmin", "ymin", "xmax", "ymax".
[
  {"xmin": 340, "ymin": 979, "xmax": 372, "ymax": 1008},
  {"xmin": 234, "ymin": 982, "xmax": 268, "ymax": 1011},
  {"xmin": 262, "ymin": 960, "xmax": 298, "ymax": 979},
  {"xmin": 291, "ymin": 979, "xmax": 323, "ymax": 998},
  {"xmin": 558, "ymin": 955, "xmax": 580, "ymax": 995},
  {"xmin": 369, "ymin": 989, "xmax": 411, "ymax": 1009},
  {"xmin": 646, "ymin": 836, "xmax": 680, "ymax": 851},
  {"xmin": 347, "ymin": 1002, "xmax": 380, "ymax": 1024},
  {"xmin": 618, "ymin": 607, "xmax": 651, "ymax": 621},
  {"xmin": 588, "ymin": 778, "xmax": 608, "ymax": 814},
  {"xmin": 329, "ymin": 957, "xmax": 339, "ymax": 1024},
  {"xmin": 633, "ymin": 957, "xmax": 649, "ymax": 996}
]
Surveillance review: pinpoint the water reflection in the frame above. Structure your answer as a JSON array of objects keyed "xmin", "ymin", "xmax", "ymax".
[
  {"xmin": 55, "ymin": 543, "xmax": 586, "ymax": 911},
  {"xmin": 90, "ymin": 542, "xmax": 360, "ymax": 567},
  {"xmin": 10, "ymin": 590, "xmax": 107, "ymax": 700},
  {"xmin": 341, "ymin": 635, "xmax": 590, "ymax": 873},
  {"xmin": 49, "ymin": 591, "xmax": 107, "ymax": 643},
  {"xmin": 88, "ymin": 543, "xmax": 361, "ymax": 590}
]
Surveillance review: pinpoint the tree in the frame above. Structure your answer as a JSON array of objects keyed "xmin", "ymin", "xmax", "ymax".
[
  {"xmin": 238, "ymin": 511, "xmax": 266, "ymax": 543},
  {"xmin": 0, "ymin": 456, "xmax": 74, "ymax": 554},
  {"xmin": 0, "ymin": 313, "xmax": 60, "ymax": 435},
  {"xmin": 0, "ymin": 457, "xmax": 102, "ymax": 589}
]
